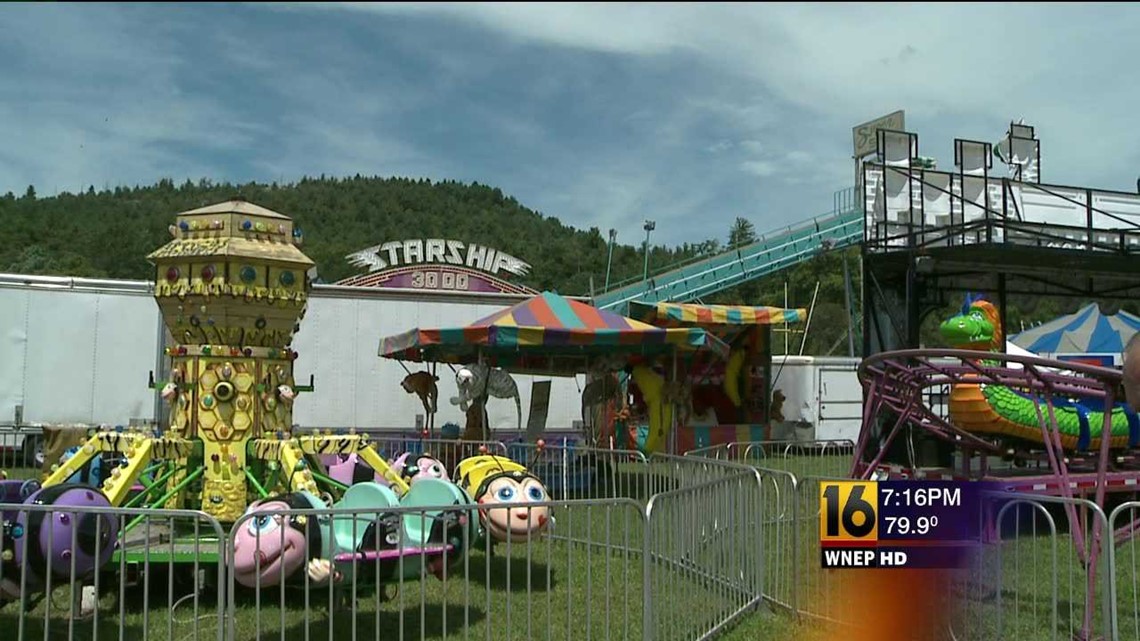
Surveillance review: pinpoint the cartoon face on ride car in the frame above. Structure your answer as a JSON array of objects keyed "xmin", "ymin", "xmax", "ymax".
[
  {"xmin": 393, "ymin": 453, "xmax": 450, "ymax": 485},
  {"xmin": 477, "ymin": 471, "xmax": 550, "ymax": 542},
  {"xmin": 232, "ymin": 493, "xmax": 324, "ymax": 588}
]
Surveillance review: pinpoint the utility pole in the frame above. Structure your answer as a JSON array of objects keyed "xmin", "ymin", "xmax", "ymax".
[
  {"xmin": 642, "ymin": 220, "xmax": 656, "ymax": 282},
  {"xmin": 604, "ymin": 229, "xmax": 617, "ymax": 292},
  {"xmin": 842, "ymin": 251, "xmax": 856, "ymax": 357}
]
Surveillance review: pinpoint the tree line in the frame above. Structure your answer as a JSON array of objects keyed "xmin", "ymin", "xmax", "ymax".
[{"xmin": 0, "ymin": 176, "xmax": 1123, "ymax": 355}]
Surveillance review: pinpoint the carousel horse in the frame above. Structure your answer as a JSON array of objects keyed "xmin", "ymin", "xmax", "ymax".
[
  {"xmin": 629, "ymin": 363, "xmax": 673, "ymax": 454},
  {"xmin": 582, "ymin": 373, "xmax": 622, "ymax": 445},
  {"xmin": 770, "ymin": 388, "xmax": 786, "ymax": 423}
]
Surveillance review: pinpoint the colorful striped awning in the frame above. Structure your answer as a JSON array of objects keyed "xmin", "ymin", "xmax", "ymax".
[
  {"xmin": 628, "ymin": 301, "xmax": 806, "ymax": 328},
  {"xmin": 378, "ymin": 291, "xmax": 729, "ymax": 375}
]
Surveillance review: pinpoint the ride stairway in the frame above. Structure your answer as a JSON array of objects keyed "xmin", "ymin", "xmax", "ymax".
[{"xmin": 593, "ymin": 188, "xmax": 863, "ymax": 311}]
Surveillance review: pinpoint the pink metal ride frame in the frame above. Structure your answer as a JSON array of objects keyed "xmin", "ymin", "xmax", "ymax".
[{"xmin": 853, "ymin": 348, "xmax": 1134, "ymax": 638}]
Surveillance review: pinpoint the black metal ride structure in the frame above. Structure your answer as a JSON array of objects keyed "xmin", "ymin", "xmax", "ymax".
[
  {"xmin": 859, "ymin": 121, "xmax": 1140, "ymax": 468},
  {"xmin": 862, "ymin": 121, "xmax": 1140, "ymax": 353},
  {"xmin": 857, "ymin": 122, "xmax": 1140, "ymax": 634}
]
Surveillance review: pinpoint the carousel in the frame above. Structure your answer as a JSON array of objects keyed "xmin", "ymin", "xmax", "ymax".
[{"xmin": 377, "ymin": 290, "xmax": 804, "ymax": 457}]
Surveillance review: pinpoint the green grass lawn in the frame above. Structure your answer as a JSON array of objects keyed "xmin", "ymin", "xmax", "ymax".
[{"xmin": 4, "ymin": 451, "xmax": 1140, "ymax": 641}]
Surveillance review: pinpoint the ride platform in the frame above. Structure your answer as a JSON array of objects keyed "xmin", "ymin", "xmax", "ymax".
[{"xmin": 113, "ymin": 521, "xmax": 224, "ymax": 566}]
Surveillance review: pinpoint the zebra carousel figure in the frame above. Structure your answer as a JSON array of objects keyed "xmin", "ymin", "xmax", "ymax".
[{"xmin": 450, "ymin": 363, "xmax": 521, "ymax": 440}]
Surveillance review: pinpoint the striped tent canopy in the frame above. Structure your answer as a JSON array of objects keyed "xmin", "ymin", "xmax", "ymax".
[
  {"xmin": 378, "ymin": 291, "xmax": 729, "ymax": 375},
  {"xmin": 628, "ymin": 301, "xmax": 807, "ymax": 328},
  {"xmin": 1011, "ymin": 303, "xmax": 1140, "ymax": 355}
]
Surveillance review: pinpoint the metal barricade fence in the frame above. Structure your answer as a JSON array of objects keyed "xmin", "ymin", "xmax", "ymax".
[
  {"xmin": 683, "ymin": 440, "xmax": 1123, "ymax": 641},
  {"xmin": 0, "ymin": 502, "xmax": 227, "ymax": 641},
  {"xmin": 953, "ymin": 492, "xmax": 1112, "ymax": 641},
  {"xmin": 751, "ymin": 467, "xmax": 798, "ymax": 614},
  {"xmin": 679, "ymin": 439, "xmax": 857, "ymax": 475},
  {"xmin": 0, "ymin": 426, "xmax": 40, "ymax": 474},
  {"xmin": 504, "ymin": 442, "xmax": 652, "ymax": 503},
  {"xmin": 645, "ymin": 471, "xmax": 763, "ymax": 641},
  {"xmin": 225, "ymin": 499, "xmax": 651, "ymax": 641},
  {"xmin": 784, "ymin": 479, "xmax": 1110, "ymax": 641},
  {"xmin": 0, "ymin": 425, "xmax": 52, "ymax": 479},
  {"xmin": 1108, "ymin": 501, "xmax": 1140, "ymax": 641},
  {"xmin": 643, "ymin": 453, "xmax": 758, "ymax": 498},
  {"xmin": 681, "ymin": 444, "xmax": 734, "ymax": 461},
  {"xmin": 739, "ymin": 440, "xmax": 856, "ymax": 479},
  {"xmin": 785, "ymin": 475, "xmax": 855, "ymax": 627},
  {"xmin": 2, "ymin": 445, "xmax": 778, "ymax": 641}
]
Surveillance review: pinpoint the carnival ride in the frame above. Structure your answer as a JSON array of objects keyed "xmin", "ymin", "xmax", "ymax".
[
  {"xmin": 852, "ymin": 294, "xmax": 1140, "ymax": 640},
  {"xmin": 593, "ymin": 189, "xmax": 862, "ymax": 311},
  {"xmin": 0, "ymin": 481, "xmax": 118, "ymax": 607},
  {"xmin": 0, "ymin": 200, "xmax": 557, "ymax": 605},
  {"xmin": 940, "ymin": 295, "xmax": 1137, "ymax": 450},
  {"xmin": 454, "ymin": 454, "xmax": 551, "ymax": 544},
  {"xmin": 614, "ymin": 302, "xmax": 806, "ymax": 454},
  {"xmin": 377, "ymin": 290, "xmax": 732, "ymax": 461}
]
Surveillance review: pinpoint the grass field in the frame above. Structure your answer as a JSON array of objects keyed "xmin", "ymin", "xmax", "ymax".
[{"xmin": 3, "ymin": 450, "xmax": 1139, "ymax": 640}]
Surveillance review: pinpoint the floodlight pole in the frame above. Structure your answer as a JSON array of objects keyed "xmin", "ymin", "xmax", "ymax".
[
  {"xmin": 642, "ymin": 220, "xmax": 656, "ymax": 283},
  {"xmin": 604, "ymin": 229, "xmax": 617, "ymax": 292}
]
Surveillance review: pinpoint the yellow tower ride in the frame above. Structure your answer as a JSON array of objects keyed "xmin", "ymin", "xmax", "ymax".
[
  {"xmin": 147, "ymin": 199, "xmax": 314, "ymax": 522},
  {"xmin": 40, "ymin": 199, "xmax": 408, "ymax": 524}
]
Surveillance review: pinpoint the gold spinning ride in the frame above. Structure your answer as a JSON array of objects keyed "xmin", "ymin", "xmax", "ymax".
[{"xmin": 40, "ymin": 200, "xmax": 408, "ymax": 524}]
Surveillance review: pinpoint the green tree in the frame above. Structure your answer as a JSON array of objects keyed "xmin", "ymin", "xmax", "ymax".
[{"xmin": 728, "ymin": 217, "xmax": 757, "ymax": 248}]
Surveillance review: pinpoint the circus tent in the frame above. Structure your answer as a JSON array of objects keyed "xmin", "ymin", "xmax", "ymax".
[{"xmin": 1010, "ymin": 304, "xmax": 1140, "ymax": 355}]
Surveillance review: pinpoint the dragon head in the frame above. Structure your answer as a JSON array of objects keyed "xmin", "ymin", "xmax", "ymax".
[{"xmin": 939, "ymin": 293, "xmax": 1002, "ymax": 350}]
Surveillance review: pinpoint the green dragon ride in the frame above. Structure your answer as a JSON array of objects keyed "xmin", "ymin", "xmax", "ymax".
[{"xmin": 939, "ymin": 294, "xmax": 1138, "ymax": 452}]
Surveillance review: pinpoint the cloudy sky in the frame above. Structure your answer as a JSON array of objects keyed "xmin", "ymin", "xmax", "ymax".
[{"xmin": 3, "ymin": 2, "xmax": 1138, "ymax": 248}]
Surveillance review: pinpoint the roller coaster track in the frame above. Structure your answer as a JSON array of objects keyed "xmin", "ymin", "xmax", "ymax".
[{"xmin": 593, "ymin": 188, "xmax": 863, "ymax": 312}]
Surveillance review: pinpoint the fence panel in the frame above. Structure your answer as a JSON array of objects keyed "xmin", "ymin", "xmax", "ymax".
[
  {"xmin": 505, "ymin": 443, "xmax": 652, "ymax": 503},
  {"xmin": 1108, "ymin": 501, "xmax": 1140, "ymax": 641},
  {"xmin": 0, "ymin": 425, "xmax": 61, "ymax": 480},
  {"xmin": 750, "ymin": 467, "xmax": 797, "ymax": 615},
  {"xmin": 2, "ymin": 443, "xmax": 782, "ymax": 641},
  {"xmin": 681, "ymin": 444, "xmax": 732, "ymax": 461},
  {"xmin": 781, "ymin": 480, "xmax": 1112, "ymax": 641},
  {"xmin": 225, "ymin": 498, "xmax": 649, "ymax": 641},
  {"xmin": 785, "ymin": 475, "xmax": 860, "ymax": 628},
  {"xmin": 646, "ymin": 471, "xmax": 764, "ymax": 641},
  {"xmin": 953, "ymin": 493, "xmax": 1112, "ymax": 641},
  {"xmin": 739, "ymin": 440, "xmax": 856, "ymax": 479},
  {"xmin": 0, "ymin": 501, "xmax": 226, "ymax": 641}
]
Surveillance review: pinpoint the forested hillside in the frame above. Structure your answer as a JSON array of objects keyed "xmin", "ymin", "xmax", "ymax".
[
  {"xmin": 0, "ymin": 175, "xmax": 1118, "ymax": 356},
  {"xmin": 0, "ymin": 176, "xmax": 715, "ymax": 293}
]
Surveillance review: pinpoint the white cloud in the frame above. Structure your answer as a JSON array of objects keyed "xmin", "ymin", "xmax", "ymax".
[
  {"xmin": 7, "ymin": 2, "xmax": 1140, "ymax": 254},
  {"xmin": 293, "ymin": 2, "xmax": 1140, "ymax": 191},
  {"xmin": 282, "ymin": 2, "xmax": 705, "ymax": 56},
  {"xmin": 740, "ymin": 160, "xmax": 777, "ymax": 178}
]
